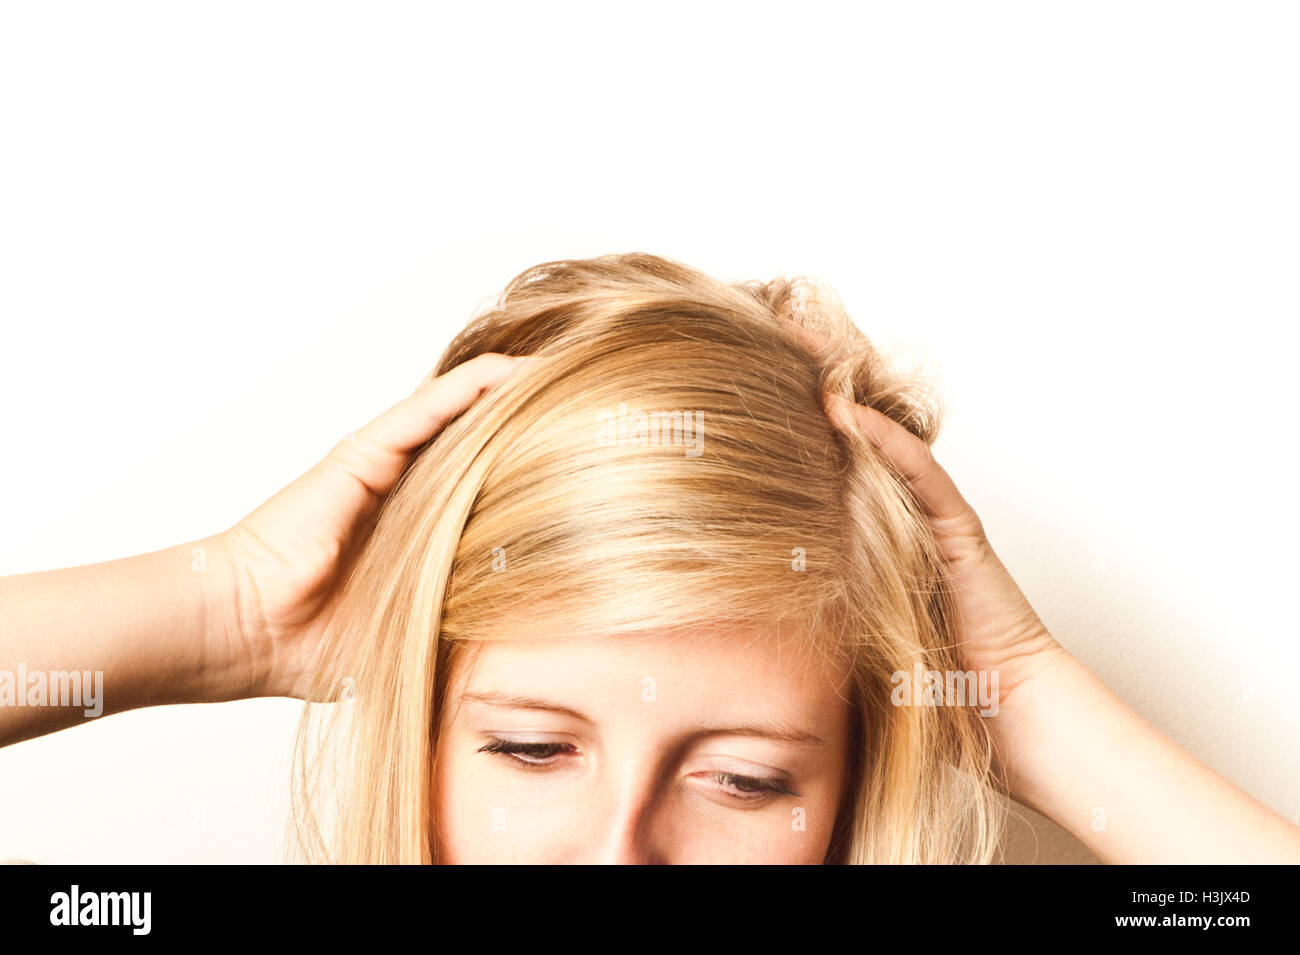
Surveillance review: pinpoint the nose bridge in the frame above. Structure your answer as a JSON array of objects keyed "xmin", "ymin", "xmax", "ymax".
[{"xmin": 588, "ymin": 752, "xmax": 662, "ymax": 864}]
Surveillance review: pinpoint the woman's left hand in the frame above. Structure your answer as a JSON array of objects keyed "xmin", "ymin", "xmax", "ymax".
[{"xmin": 823, "ymin": 394, "xmax": 1070, "ymax": 770}]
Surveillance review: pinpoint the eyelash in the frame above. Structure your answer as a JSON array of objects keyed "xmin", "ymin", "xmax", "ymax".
[
  {"xmin": 477, "ymin": 738, "xmax": 575, "ymax": 765},
  {"xmin": 476, "ymin": 737, "xmax": 799, "ymax": 802}
]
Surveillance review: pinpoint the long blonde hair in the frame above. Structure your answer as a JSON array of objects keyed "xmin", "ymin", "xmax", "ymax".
[{"xmin": 289, "ymin": 252, "xmax": 1007, "ymax": 864}]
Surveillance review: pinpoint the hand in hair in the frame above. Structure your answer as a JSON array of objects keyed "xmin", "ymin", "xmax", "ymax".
[
  {"xmin": 212, "ymin": 352, "xmax": 531, "ymax": 700},
  {"xmin": 0, "ymin": 353, "xmax": 519, "ymax": 746},
  {"xmin": 791, "ymin": 316, "xmax": 1064, "ymax": 707},
  {"xmin": 823, "ymin": 393, "xmax": 1065, "ymax": 703},
  {"xmin": 825, "ymin": 391, "xmax": 1300, "ymax": 863}
]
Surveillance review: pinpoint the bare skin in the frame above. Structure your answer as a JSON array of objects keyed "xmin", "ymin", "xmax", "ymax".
[
  {"xmin": 431, "ymin": 630, "xmax": 853, "ymax": 864},
  {"xmin": 1, "ymin": 348, "xmax": 1298, "ymax": 862}
]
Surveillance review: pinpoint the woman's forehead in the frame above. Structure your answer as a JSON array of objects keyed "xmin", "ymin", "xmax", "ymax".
[{"xmin": 444, "ymin": 629, "xmax": 853, "ymax": 728}]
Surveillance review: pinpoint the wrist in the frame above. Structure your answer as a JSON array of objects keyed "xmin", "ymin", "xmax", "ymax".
[
  {"xmin": 984, "ymin": 643, "xmax": 1086, "ymax": 807},
  {"xmin": 193, "ymin": 532, "xmax": 275, "ymax": 702}
]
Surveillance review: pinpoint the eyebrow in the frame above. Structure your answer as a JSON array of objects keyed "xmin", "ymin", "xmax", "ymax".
[{"xmin": 457, "ymin": 691, "xmax": 826, "ymax": 746}]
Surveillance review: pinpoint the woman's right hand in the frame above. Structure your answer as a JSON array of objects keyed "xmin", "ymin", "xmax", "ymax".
[{"xmin": 204, "ymin": 352, "xmax": 530, "ymax": 701}]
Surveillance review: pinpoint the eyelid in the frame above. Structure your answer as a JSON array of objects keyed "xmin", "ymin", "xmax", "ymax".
[
  {"xmin": 690, "ymin": 772, "xmax": 800, "ymax": 805},
  {"xmin": 688, "ymin": 756, "xmax": 802, "ymax": 798},
  {"xmin": 690, "ymin": 754, "xmax": 795, "ymax": 783},
  {"xmin": 477, "ymin": 735, "xmax": 581, "ymax": 768},
  {"xmin": 719, "ymin": 772, "xmax": 800, "ymax": 797},
  {"xmin": 479, "ymin": 731, "xmax": 576, "ymax": 745}
]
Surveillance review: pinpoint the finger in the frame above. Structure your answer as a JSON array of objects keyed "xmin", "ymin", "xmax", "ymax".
[
  {"xmin": 825, "ymin": 393, "xmax": 980, "ymax": 532},
  {"xmin": 330, "ymin": 352, "xmax": 528, "ymax": 498},
  {"xmin": 370, "ymin": 352, "xmax": 527, "ymax": 451}
]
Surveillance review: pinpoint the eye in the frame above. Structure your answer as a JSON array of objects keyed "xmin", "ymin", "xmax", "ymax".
[
  {"xmin": 703, "ymin": 772, "xmax": 799, "ymax": 804},
  {"xmin": 477, "ymin": 737, "xmax": 578, "ymax": 767}
]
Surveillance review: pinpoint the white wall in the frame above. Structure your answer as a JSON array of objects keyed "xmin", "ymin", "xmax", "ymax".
[{"xmin": 1, "ymin": 0, "xmax": 1296, "ymax": 863}]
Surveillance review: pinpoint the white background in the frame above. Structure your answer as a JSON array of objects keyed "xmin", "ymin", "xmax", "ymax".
[{"xmin": 1, "ymin": 1, "xmax": 1296, "ymax": 864}]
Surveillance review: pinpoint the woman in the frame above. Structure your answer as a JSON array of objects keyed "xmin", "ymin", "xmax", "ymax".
[{"xmin": 3, "ymin": 253, "xmax": 1298, "ymax": 864}]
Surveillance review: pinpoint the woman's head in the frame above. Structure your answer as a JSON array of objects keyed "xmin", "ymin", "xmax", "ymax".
[{"xmin": 291, "ymin": 252, "xmax": 1004, "ymax": 864}]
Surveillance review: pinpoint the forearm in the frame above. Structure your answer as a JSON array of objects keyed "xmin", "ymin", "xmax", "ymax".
[
  {"xmin": 0, "ymin": 535, "xmax": 254, "ymax": 747},
  {"xmin": 998, "ymin": 648, "xmax": 1300, "ymax": 863}
]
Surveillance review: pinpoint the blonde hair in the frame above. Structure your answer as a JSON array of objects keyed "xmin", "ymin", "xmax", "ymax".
[{"xmin": 289, "ymin": 252, "xmax": 1007, "ymax": 864}]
